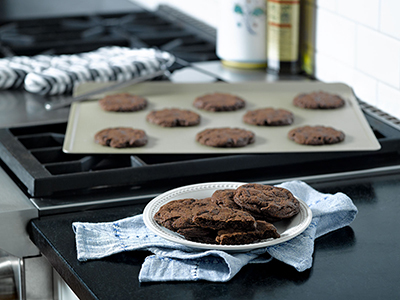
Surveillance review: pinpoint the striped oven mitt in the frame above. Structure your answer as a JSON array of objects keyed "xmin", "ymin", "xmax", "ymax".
[{"xmin": 0, "ymin": 46, "xmax": 174, "ymax": 95}]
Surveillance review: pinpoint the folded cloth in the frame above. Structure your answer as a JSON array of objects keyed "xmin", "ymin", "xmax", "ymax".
[{"xmin": 72, "ymin": 180, "xmax": 358, "ymax": 282}]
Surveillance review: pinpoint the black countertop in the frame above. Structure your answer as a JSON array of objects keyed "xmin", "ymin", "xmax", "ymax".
[{"xmin": 29, "ymin": 173, "xmax": 400, "ymax": 300}]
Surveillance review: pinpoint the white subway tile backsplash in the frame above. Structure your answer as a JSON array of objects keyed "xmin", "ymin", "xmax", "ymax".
[
  {"xmin": 315, "ymin": 52, "xmax": 355, "ymax": 86},
  {"xmin": 380, "ymin": 0, "xmax": 400, "ymax": 40},
  {"xmin": 336, "ymin": 0, "xmax": 380, "ymax": 30},
  {"xmin": 356, "ymin": 25, "xmax": 400, "ymax": 89},
  {"xmin": 316, "ymin": 9, "xmax": 356, "ymax": 67},
  {"xmin": 315, "ymin": 53, "xmax": 336, "ymax": 82},
  {"xmin": 314, "ymin": 2, "xmax": 400, "ymax": 118},
  {"xmin": 316, "ymin": 0, "xmax": 337, "ymax": 11},
  {"xmin": 352, "ymin": 70, "xmax": 378, "ymax": 106},
  {"xmin": 131, "ymin": 0, "xmax": 218, "ymax": 27},
  {"xmin": 377, "ymin": 82, "xmax": 400, "ymax": 119},
  {"xmin": 131, "ymin": 0, "xmax": 400, "ymax": 118}
]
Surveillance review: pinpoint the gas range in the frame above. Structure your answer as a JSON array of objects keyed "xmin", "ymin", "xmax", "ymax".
[
  {"xmin": 1, "ymin": 104, "xmax": 400, "ymax": 217},
  {"xmin": 0, "ymin": 4, "xmax": 216, "ymax": 59},
  {"xmin": 1, "ymin": 5, "xmax": 400, "ymax": 216}
]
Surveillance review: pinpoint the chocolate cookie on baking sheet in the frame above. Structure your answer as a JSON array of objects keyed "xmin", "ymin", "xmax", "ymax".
[
  {"xmin": 233, "ymin": 183, "xmax": 300, "ymax": 220},
  {"xmin": 193, "ymin": 92, "xmax": 246, "ymax": 112},
  {"xmin": 243, "ymin": 108, "xmax": 294, "ymax": 126},
  {"xmin": 94, "ymin": 127, "xmax": 148, "ymax": 148},
  {"xmin": 99, "ymin": 93, "xmax": 148, "ymax": 112},
  {"xmin": 293, "ymin": 91, "xmax": 345, "ymax": 109},
  {"xmin": 196, "ymin": 127, "xmax": 255, "ymax": 148},
  {"xmin": 146, "ymin": 108, "xmax": 200, "ymax": 127},
  {"xmin": 288, "ymin": 125, "xmax": 345, "ymax": 145}
]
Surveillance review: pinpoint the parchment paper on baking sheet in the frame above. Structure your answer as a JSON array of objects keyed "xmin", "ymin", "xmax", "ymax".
[{"xmin": 63, "ymin": 81, "xmax": 381, "ymax": 154}]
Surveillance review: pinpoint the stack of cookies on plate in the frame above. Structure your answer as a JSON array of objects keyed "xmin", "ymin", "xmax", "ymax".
[{"xmin": 154, "ymin": 183, "xmax": 300, "ymax": 245}]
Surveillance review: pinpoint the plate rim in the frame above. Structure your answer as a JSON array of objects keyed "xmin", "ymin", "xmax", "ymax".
[{"xmin": 143, "ymin": 181, "xmax": 313, "ymax": 252}]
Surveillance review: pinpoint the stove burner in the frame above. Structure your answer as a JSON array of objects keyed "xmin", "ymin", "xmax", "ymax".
[{"xmin": 0, "ymin": 10, "xmax": 217, "ymax": 63}]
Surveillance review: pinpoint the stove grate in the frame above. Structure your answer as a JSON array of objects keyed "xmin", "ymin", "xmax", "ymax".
[
  {"xmin": 1, "ymin": 115, "xmax": 400, "ymax": 197},
  {"xmin": 0, "ymin": 10, "xmax": 217, "ymax": 63}
]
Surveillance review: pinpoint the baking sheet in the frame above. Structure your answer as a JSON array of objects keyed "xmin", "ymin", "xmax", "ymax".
[{"xmin": 63, "ymin": 81, "xmax": 381, "ymax": 154}]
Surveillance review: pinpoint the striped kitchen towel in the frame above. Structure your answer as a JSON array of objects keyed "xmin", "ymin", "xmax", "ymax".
[{"xmin": 0, "ymin": 46, "xmax": 174, "ymax": 95}]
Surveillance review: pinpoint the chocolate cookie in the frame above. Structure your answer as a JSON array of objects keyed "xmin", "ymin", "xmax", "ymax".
[
  {"xmin": 288, "ymin": 125, "xmax": 345, "ymax": 145},
  {"xmin": 176, "ymin": 227, "xmax": 217, "ymax": 244},
  {"xmin": 94, "ymin": 127, "xmax": 148, "ymax": 148},
  {"xmin": 211, "ymin": 189, "xmax": 240, "ymax": 209},
  {"xmin": 215, "ymin": 220, "xmax": 280, "ymax": 245},
  {"xmin": 154, "ymin": 187, "xmax": 290, "ymax": 245},
  {"xmin": 196, "ymin": 127, "xmax": 255, "ymax": 148},
  {"xmin": 193, "ymin": 204, "xmax": 256, "ymax": 231},
  {"xmin": 99, "ymin": 93, "xmax": 148, "ymax": 112},
  {"xmin": 154, "ymin": 197, "xmax": 254, "ymax": 232},
  {"xmin": 233, "ymin": 183, "xmax": 300, "ymax": 220},
  {"xmin": 237, "ymin": 209, "xmax": 282, "ymax": 223},
  {"xmin": 193, "ymin": 92, "xmax": 246, "ymax": 112},
  {"xmin": 154, "ymin": 197, "xmax": 262, "ymax": 244},
  {"xmin": 293, "ymin": 91, "xmax": 345, "ymax": 109},
  {"xmin": 216, "ymin": 228, "xmax": 261, "ymax": 245},
  {"xmin": 146, "ymin": 108, "xmax": 200, "ymax": 127},
  {"xmin": 154, "ymin": 198, "xmax": 211, "ymax": 231},
  {"xmin": 255, "ymin": 220, "xmax": 281, "ymax": 240},
  {"xmin": 243, "ymin": 108, "xmax": 294, "ymax": 126}
]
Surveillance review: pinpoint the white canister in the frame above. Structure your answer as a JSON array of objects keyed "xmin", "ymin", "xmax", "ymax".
[{"xmin": 216, "ymin": 0, "xmax": 267, "ymax": 69}]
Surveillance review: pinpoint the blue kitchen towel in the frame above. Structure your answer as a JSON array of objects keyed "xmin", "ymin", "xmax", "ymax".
[{"xmin": 72, "ymin": 180, "xmax": 358, "ymax": 282}]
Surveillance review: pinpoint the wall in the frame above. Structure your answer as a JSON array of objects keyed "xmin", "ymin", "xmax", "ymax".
[
  {"xmin": 132, "ymin": 0, "xmax": 400, "ymax": 119},
  {"xmin": 315, "ymin": 0, "xmax": 400, "ymax": 119},
  {"xmin": 132, "ymin": 0, "xmax": 218, "ymax": 27}
]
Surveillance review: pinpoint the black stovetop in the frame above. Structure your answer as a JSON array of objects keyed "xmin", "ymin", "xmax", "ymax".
[
  {"xmin": 1, "ymin": 4, "xmax": 400, "ymax": 217},
  {"xmin": 1, "ymin": 102, "xmax": 400, "ymax": 216},
  {"xmin": 0, "ymin": 5, "xmax": 216, "ymax": 63}
]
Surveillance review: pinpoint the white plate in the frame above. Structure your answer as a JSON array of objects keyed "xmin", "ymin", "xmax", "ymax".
[{"xmin": 143, "ymin": 182, "xmax": 312, "ymax": 252}]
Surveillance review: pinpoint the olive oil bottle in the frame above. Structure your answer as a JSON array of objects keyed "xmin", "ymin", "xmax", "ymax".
[
  {"xmin": 300, "ymin": 0, "xmax": 316, "ymax": 76},
  {"xmin": 267, "ymin": 0, "xmax": 301, "ymax": 74}
]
